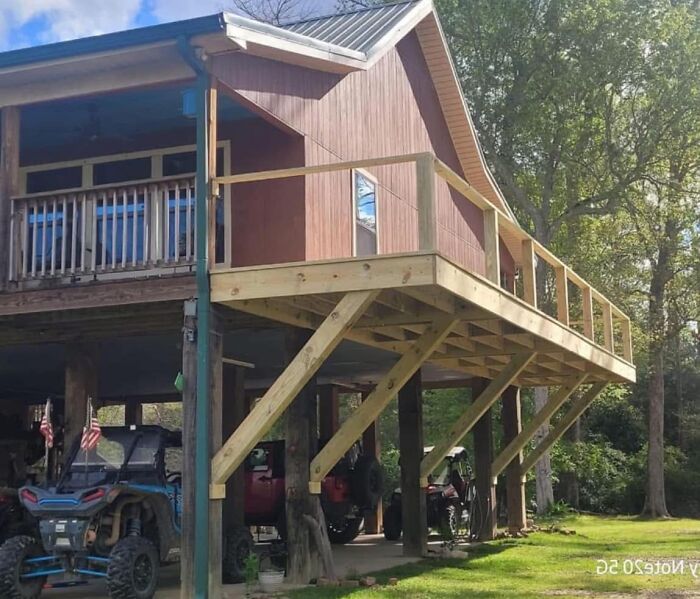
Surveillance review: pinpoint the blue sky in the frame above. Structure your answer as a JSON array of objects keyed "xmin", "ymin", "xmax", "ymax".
[{"xmin": 0, "ymin": 0, "xmax": 334, "ymax": 51}]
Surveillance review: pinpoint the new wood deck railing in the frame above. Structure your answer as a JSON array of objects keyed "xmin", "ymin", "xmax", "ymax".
[
  {"xmin": 9, "ymin": 176, "xmax": 197, "ymax": 281},
  {"xmin": 213, "ymin": 151, "xmax": 633, "ymax": 364}
]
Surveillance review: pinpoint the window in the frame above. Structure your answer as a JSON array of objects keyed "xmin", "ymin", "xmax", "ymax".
[
  {"xmin": 93, "ymin": 157, "xmax": 151, "ymax": 185},
  {"xmin": 163, "ymin": 148, "xmax": 225, "ymax": 177},
  {"xmin": 26, "ymin": 166, "xmax": 82, "ymax": 194},
  {"xmin": 353, "ymin": 170, "xmax": 378, "ymax": 256}
]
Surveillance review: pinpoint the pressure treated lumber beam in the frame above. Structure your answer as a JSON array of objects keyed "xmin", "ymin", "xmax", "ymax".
[
  {"xmin": 420, "ymin": 352, "xmax": 536, "ymax": 484},
  {"xmin": 0, "ymin": 106, "xmax": 20, "ymax": 288},
  {"xmin": 308, "ymin": 314, "xmax": 459, "ymax": 492},
  {"xmin": 483, "ymin": 209, "xmax": 500, "ymax": 284},
  {"xmin": 210, "ymin": 290, "xmax": 378, "ymax": 490},
  {"xmin": 520, "ymin": 382, "xmax": 607, "ymax": 475},
  {"xmin": 521, "ymin": 239, "xmax": 537, "ymax": 308},
  {"xmin": 491, "ymin": 373, "xmax": 587, "ymax": 479}
]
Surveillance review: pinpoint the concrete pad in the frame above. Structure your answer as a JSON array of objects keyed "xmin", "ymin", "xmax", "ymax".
[{"xmin": 46, "ymin": 534, "xmax": 433, "ymax": 598}]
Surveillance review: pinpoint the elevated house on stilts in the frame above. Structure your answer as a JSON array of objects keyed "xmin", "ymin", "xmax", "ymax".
[{"xmin": 0, "ymin": 1, "xmax": 635, "ymax": 596}]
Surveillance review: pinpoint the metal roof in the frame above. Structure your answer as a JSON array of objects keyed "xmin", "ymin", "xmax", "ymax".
[{"xmin": 283, "ymin": 1, "xmax": 420, "ymax": 54}]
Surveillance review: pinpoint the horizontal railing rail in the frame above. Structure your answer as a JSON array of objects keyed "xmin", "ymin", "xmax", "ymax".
[
  {"xmin": 9, "ymin": 176, "xmax": 197, "ymax": 281},
  {"xmin": 213, "ymin": 151, "xmax": 633, "ymax": 364}
]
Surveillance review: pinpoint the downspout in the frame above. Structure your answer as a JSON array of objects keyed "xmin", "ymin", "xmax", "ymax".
[{"xmin": 177, "ymin": 36, "xmax": 212, "ymax": 599}]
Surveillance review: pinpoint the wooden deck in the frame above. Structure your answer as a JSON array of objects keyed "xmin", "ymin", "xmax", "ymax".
[{"xmin": 210, "ymin": 252, "xmax": 635, "ymax": 388}]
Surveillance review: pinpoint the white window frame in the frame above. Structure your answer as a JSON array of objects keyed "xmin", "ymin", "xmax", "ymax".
[{"xmin": 351, "ymin": 168, "xmax": 379, "ymax": 257}]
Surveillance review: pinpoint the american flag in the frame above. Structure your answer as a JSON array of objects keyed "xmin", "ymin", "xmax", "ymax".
[
  {"xmin": 39, "ymin": 398, "xmax": 53, "ymax": 449},
  {"xmin": 80, "ymin": 398, "xmax": 101, "ymax": 452}
]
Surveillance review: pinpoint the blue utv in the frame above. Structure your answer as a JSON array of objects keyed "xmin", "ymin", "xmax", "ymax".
[{"xmin": 0, "ymin": 425, "xmax": 253, "ymax": 599}]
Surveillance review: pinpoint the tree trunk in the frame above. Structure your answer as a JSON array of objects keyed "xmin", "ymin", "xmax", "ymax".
[
  {"xmin": 533, "ymin": 387, "xmax": 554, "ymax": 514},
  {"xmin": 642, "ymin": 239, "xmax": 671, "ymax": 518}
]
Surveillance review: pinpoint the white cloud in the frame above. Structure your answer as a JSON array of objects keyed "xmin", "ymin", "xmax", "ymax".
[
  {"xmin": 148, "ymin": 0, "xmax": 226, "ymax": 23},
  {"xmin": 0, "ymin": 0, "xmax": 142, "ymax": 46}
]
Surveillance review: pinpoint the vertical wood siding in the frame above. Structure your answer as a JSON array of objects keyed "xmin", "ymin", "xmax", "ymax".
[{"xmin": 212, "ymin": 32, "xmax": 515, "ymax": 275}]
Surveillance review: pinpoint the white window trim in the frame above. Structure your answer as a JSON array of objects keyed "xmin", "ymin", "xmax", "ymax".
[{"xmin": 351, "ymin": 168, "xmax": 379, "ymax": 257}]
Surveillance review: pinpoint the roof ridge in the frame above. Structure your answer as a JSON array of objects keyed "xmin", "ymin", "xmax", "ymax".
[{"xmin": 280, "ymin": 0, "xmax": 419, "ymax": 28}]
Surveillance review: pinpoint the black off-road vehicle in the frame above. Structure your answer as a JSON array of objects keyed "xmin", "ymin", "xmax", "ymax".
[{"xmin": 0, "ymin": 425, "xmax": 253, "ymax": 599}]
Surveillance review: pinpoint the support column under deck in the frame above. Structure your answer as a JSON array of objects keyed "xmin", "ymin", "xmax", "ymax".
[
  {"xmin": 399, "ymin": 371, "xmax": 426, "ymax": 557},
  {"xmin": 223, "ymin": 364, "xmax": 248, "ymax": 529},
  {"xmin": 500, "ymin": 386, "xmax": 526, "ymax": 532},
  {"xmin": 472, "ymin": 378, "xmax": 497, "ymax": 541},
  {"xmin": 64, "ymin": 343, "xmax": 98, "ymax": 461},
  {"xmin": 362, "ymin": 390, "xmax": 383, "ymax": 535}
]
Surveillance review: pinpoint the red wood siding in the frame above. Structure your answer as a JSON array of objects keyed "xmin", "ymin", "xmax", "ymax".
[
  {"xmin": 213, "ymin": 32, "xmax": 515, "ymax": 275},
  {"xmin": 228, "ymin": 119, "xmax": 306, "ymax": 266}
]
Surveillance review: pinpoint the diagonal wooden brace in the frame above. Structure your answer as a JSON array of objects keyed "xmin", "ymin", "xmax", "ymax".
[
  {"xmin": 520, "ymin": 382, "xmax": 607, "ymax": 475},
  {"xmin": 491, "ymin": 373, "xmax": 588, "ymax": 480},
  {"xmin": 420, "ymin": 352, "xmax": 536, "ymax": 486},
  {"xmin": 308, "ymin": 314, "xmax": 459, "ymax": 493},
  {"xmin": 210, "ymin": 290, "xmax": 378, "ymax": 493}
]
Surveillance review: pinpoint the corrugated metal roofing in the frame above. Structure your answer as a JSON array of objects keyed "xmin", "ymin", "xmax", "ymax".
[{"xmin": 283, "ymin": 1, "xmax": 420, "ymax": 54}]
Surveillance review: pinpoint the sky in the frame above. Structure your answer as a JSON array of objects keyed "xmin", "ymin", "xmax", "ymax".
[{"xmin": 0, "ymin": 0, "xmax": 334, "ymax": 52}]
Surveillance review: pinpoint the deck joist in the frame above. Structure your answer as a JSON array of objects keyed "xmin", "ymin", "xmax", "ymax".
[{"xmin": 210, "ymin": 252, "xmax": 636, "ymax": 387}]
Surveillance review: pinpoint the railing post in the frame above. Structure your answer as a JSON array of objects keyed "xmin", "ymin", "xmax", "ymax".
[
  {"xmin": 582, "ymin": 286, "xmax": 594, "ymax": 339},
  {"xmin": 1, "ymin": 106, "xmax": 20, "ymax": 287},
  {"xmin": 483, "ymin": 208, "xmax": 500, "ymax": 284},
  {"xmin": 521, "ymin": 239, "xmax": 537, "ymax": 308},
  {"xmin": 555, "ymin": 265, "xmax": 569, "ymax": 326},
  {"xmin": 416, "ymin": 153, "xmax": 437, "ymax": 251},
  {"xmin": 602, "ymin": 302, "xmax": 614, "ymax": 352},
  {"xmin": 621, "ymin": 317, "xmax": 633, "ymax": 362}
]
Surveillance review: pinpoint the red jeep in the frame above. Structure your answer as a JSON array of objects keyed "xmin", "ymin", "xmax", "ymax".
[{"xmin": 244, "ymin": 440, "xmax": 382, "ymax": 544}]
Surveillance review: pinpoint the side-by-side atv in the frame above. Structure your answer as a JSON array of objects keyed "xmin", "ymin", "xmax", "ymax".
[
  {"xmin": 0, "ymin": 425, "xmax": 253, "ymax": 599},
  {"xmin": 383, "ymin": 446, "xmax": 473, "ymax": 541}
]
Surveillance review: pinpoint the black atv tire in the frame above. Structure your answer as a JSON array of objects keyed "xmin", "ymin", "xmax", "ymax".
[
  {"xmin": 107, "ymin": 536, "xmax": 159, "ymax": 599},
  {"xmin": 438, "ymin": 504, "xmax": 458, "ymax": 540},
  {"xmin": 0, "ymin": 535, "xmax": 45, "ymax": 599},
  {"xmin": 222, "ymin": 526, "xmax": 254, "ymax": 584},
  {"xmin": 327, "ymin": 517, "xmax": 362, "ymax": 545},
  {"xmin": 383, "ymin": 504, "xmax": 402, "ymax": 541},
  {"xmin": 351, "ymin": 456, "xmax": 383, "ymax": 510}
]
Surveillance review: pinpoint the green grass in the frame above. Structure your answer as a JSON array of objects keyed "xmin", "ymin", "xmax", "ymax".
[{"xmin": 291, "ymin": 515, "xmax": 700, "ymax": 598}]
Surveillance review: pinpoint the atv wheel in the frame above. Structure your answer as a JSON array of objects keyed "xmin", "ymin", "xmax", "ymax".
[
  {"xmin": 438, "ymin": 504, "xmax": 458, "ymax": 540},
  {"xmin": 0, "ymin": 535, "xmax": 45, "ymax": 599},
  {"xmin": 327, "ymin": 517, "xmax": 362, "ymax": 544},
  {"xmin": 351, "ymin": 456, "xmax": 383, "ymax": 510},
  {"xmin": 382, "ymin": 504, "xmax": 402, "ymax": 541},
  {"xmin": 223, "ymin": 526, "xmax": 254, "ymax": 583},
  {"xmin": 107, "ymin": 536, "xmax": 159, "ymax": 599}
]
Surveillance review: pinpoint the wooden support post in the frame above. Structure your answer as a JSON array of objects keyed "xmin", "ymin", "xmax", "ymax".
[
  {"xmin": 285, "ymin": 329, "xmax": 321, "ymax": 584},
  {"xmin": 416, "ymin": 153, "xmax": 437, "ymax": 251},
  {"xmin": 483, "ymin": 208, "xmax": 500, "ymax": 284},
  {"xmin": 491, "ymin": 373, "xmax": 587, "ymax": 478},
  {"xmin": 211, "ymin": 290, "xmax": 377, "ymax": 488},
  {"xmin": 181, "ymin": 300, "xmax": 197, "ymax": 599},
  {"xmin": 582, "ymin": 286, "xmax": 594, "ymax": 340},
  {"xmin": 521, "ymin": 383, "xmax": 607, "ymax": 475},
  {"xmin": 555, "ymin": 266, "xmax": 569, "ymax": 326},
  {"xmin": 362, "ymin": 390, "xmax": 383, "ymax": 535},
  {"xmin": 318, "ymin": 385, "xmax": 339, "ymax": 443},
  {"xmin": 602, "ymin": 303, "xmax": 614, "ymax": 352},
  {"xmin": 398, "ymin": 371, "xmax": 426, "ymax": 556},
  {"xmin": 124, "ymin": 402, "xmax": 142, "ymax": 426},
  {"xmin": 521, "ymin": 239, "xmax": 537, "ymax": 308},
  {"xmin": 223, "ymin": 364, "xmax": 247, "ymax": 529},
  {"xmin": 420, "ymin": 353, "xmax": 536, "ymax": 483},
  {"xmin": 208, "ymin": 80, "xmax": 218, "ymax": 269},
  {"xmin": 0, "ymin": 106, "xmax": 20, "ymax": 288},
  {"xmin": 500, "ymin": 386, "xmax": 526, "ymax": 532},
  {"xmin": 621, "ymin": 318, "xmax": 633, "ymax": 362},
  {"xmin": 471, "ymin": 378, "xmax": 496, "ymax": 541},
  {"xmin": 63, "ymin": 343, "xmax": 98, "ymax": 461},
  {"xmin": 208, "ymin": 307, "xmax": 224, "ymax": 599},
  {"xmin": 309, "ymin": 315, "xmax": 458, "ymax": 490}
]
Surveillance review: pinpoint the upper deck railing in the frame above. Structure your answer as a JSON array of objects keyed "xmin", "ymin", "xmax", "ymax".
[
  {"xmin": 213, "ymin": 151, "xmax": 633, "ymax": 364},
  {"xmin": 9, "ymin": 176, "xmax": 197, "ymax": 282}
]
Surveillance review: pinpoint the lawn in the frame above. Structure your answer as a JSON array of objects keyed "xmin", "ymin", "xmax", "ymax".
[{"xmin": 291, "ymin": 515, "xmax": 700, "ymax": 598}]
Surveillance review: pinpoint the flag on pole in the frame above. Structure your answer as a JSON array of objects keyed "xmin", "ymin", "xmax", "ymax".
[
  {"xmin": 39, "ymin": 398, "xmax": 54, "ymax": 449},
  {"xmin": 80, "ymin": 398, "xmax": 102, "ymax": 452}
]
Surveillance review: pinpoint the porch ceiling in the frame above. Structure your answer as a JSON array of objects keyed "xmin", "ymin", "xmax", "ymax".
[{"xmin": 210, "ymin": 252, "xmax": 636, "ymax": 387}]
